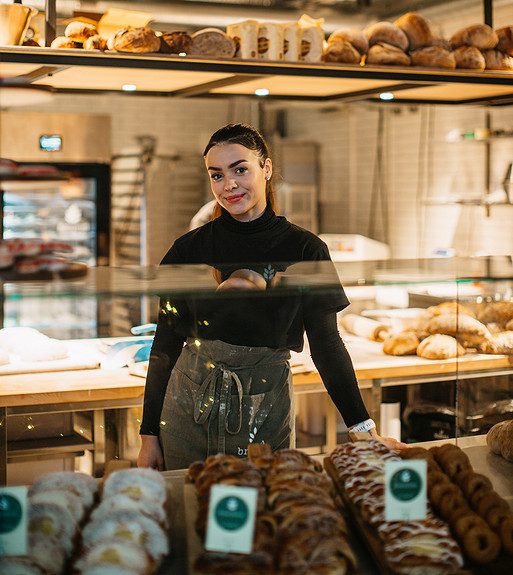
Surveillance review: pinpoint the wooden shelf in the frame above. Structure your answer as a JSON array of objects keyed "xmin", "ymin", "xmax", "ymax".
[{"xmin": 1, "ymin": 46, "xmax": 513, "ymax": 104}]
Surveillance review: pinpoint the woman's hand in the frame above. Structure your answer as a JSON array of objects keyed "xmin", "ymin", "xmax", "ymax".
[
  {"xmin": 137, "ymin": 434, "xmax": 164, "ymax": 470},
  {"xmin": 369, "ymin": 428, "xmax": 408, "ymax": 450}
]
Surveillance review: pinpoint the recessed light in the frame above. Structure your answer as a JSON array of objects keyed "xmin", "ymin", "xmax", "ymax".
[
  {"xmin": 379, "ymin": 92, "xmax": 394, "ymax": 100},
  {"xmin": 122, "ymin": 84, "xmax": 137, "ymax": 92},
  {"xmin": 254, "ymin": 88, "xmax": 269, "ymax": 96}
]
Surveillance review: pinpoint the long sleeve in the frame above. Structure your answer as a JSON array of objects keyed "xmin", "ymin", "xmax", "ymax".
[{"xmin": 304, "ymin": 311, "xmax": 369, "ymax": 428}]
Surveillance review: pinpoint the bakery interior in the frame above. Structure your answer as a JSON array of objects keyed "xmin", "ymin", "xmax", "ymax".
[{"xmin": 1, "ymin": 0, "xmax": 513, "ymax": 572}]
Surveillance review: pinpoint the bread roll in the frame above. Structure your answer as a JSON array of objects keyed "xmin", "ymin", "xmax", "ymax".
[
  {"xmin": 427, "ymin": 301, "xmax": 476, "ymax": 318},
  {"xmin": 83, "ymin": 35, "xmax": 107, "ymax": 51},
  {"xmin": 450, "ymin": 24, "xmax": 498, "ymax": 50},
  {"xmin": 328, "ymin": 27, "xmax": 368, "ymax": 55},
  {"xmin": 324, "ymin": 40, "xmax": 361, "ymax": 64},
  {"xmin": 410, "ymin": 46, "xmax": 455, "ymax": 68},
  {"xmin": 477, "ymin": 301, "xmax": 513, "ymax": 326},
  {"xmin": 417, "ymin": 334, "xmax": 465, "ymax": 360},
  {"xmin": 496, "ymin": 26, "xmax": 513, "ymax": 57},
  {"xmin": 65, "ymin": 21, "xmax": 98, "ymax": 43},
  {"xmin": 475, "ymin": 331, "xmax": 513, "ymax": 354},
  {"xmin": 453, "ymin": 45, "xmax": 486, "ymax": 69},
  {"xmin": 383, "ymin": 330, "xmax": 420, "ymax": 356},
  {"xmin": 424, "ymin": 313, "xmax": 492, "ymax": 346},
  {"xmin": 483, "ymin": 49, "xmax": 513, "ymax": 70},
  {"xmin": 394, "ymin": 12, "xmax": 432, "ymax": 51},
  {"xmin": 430, "ymin": 35, "xmax": 452, "ymax": 51},
  {"xmin": 188, "ymin": 28, "xmax": 236, "ymax": 58},
  {"xmin": 51, "ymin": 36, "xmax": 80, "ymax": 49},
  {"xmin": 487, "ymin": 419, "xmax": 513, "ymax": 462},
  {"xmin": 366, "ymin": 42, "xmax": 411, "ymax": 66},
  {"xmin": 487, "ymin": 420, "xmax": 508, "ymax": 453},
  {"xmin": 364, "ymin": 21, "xmax": 409, "ymax": 52},
  {"xmin": 111, "ymin": 26, "xmax": 161, "ymax": 53},
  {"xmin": 159, "ymin": 31, "xmax": 191, "ymax": 54}
]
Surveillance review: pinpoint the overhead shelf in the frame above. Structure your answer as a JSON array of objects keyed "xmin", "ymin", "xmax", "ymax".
[{"xmin": 1, "ymin": 46, "xmax": 513, "ymax": 104}]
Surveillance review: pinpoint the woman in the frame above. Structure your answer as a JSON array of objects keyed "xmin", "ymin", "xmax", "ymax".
[{"xmin": 138, "ymin": 123, "xmax": 404, "ymax": 471}]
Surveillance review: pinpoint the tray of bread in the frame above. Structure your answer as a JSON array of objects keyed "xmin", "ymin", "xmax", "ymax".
[{"xmin": 324, "ymin": 438, "xmax": 513, "ymax": 575}]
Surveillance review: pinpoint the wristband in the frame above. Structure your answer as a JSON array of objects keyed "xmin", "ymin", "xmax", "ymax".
[{"xmin": 349, "ymin": 418, "xmax": 376, "ymax": 433}]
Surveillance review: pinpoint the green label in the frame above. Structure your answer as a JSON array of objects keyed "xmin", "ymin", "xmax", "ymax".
[
  {"xmin": 390, "ymin": 468, "xmax": 422, "ymax": 501},
  {"xmin": 0, "ymin": 495, "xmax": 23, "ymax": 534},
  {"xmin": 214, "ymin": 496, "xmax": 248, "ymax": 531}
]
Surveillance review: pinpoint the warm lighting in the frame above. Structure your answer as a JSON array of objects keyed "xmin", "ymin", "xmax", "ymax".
[
  {"xmin": 179, "ymin": 52, "xmax": 187, "ymax": 57},
  {"xmin": 122, "ymin": 84, "xmax": 137, "ymax": 92},
  {"xmin": 0, "ymin": 78, "xmax": 54, "ymax": 108},
  {"xmin": 379, "ymin": 92, "xmax": 394, "ymax": 100},
  {"xmin": 254, "ymin": 88, "xmax": 269, "ymax": 96},
  {"xmin": 27, "ymin": 424, "xmax": 34, "ymax": 430},
  {"xmin": 194, "ymin": 339, "xmax": 201, "ymax": 347}
]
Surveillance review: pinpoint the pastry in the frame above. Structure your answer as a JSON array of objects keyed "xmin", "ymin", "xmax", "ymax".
[
  {"xmin": 51, "ymin": 36, "xmax": 80, "ymax": 49},
  {"xmin": 394, "ymin": 12, "xmax": 433, "ymax": 51},
  {"xmin": 417, "ymin": 334, "xmax": 465, "ymax": 359},
  {"xmin": 382, "ymin": 330, "xmax": 420, "ymax": 356},
  {"xmin": 83, "ymin": 35, "xmax": 107, "ymax": 51},
  {"xmin": 364, "ymin": 21, "xmax": 409, "ymax": 52},
  {"xmin": 65, "ymin": 21, "xmax": 98, "ymax": 43}
]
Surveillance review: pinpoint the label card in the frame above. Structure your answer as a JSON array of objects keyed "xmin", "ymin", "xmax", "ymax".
[
  {"xmin": 205, "ymin": 484, "xmax": 258, "ymax": 554},
  {"xmin": 0, "ymin": 486, "xmax": 28, "ymax": 556},
  {"xmin": 385, "ymin": 459, "xmax": 427, "ymax": 521}
]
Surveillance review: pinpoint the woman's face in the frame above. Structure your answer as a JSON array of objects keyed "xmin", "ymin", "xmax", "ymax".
[{"xmin": 205, "ymin": 143, "xmax": 272, "ymax": 222}]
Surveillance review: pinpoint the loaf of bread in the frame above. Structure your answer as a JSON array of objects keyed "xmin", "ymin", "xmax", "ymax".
[
  {"xmin": 425, "ymin": 313, "xmax": 492, "ymax": 347},
  {"xmin": 427, "ymin": 301, "xmax": 476, "ymax": 318},
  {"xmin": 83, "ymin": 35, "xmax": 107, "ymax": 51},
  {"xmin": 159, "ymin": 31, "xmax": 192, "ymax": 54},
  {"xmin": 450, "ymin": 24, "xmax": 498, "ymax": 50},
  {"xmin": 483, "ymin": 49, "xmax": 513, "ymax": 70},
  {"xmin": 496, "ymin": 26, "xmax": 513, "ymax": 56},
  {"xmin": 410, "ymin": 46, "xmax": 456, "ymax": 68},
  {"xmin": 430, "ymin": 35, "xmax": 452, "ymax": 51},
  {"xmin": 394, "ymin": 12, "xmax": 432, "ymax": 51},
  {"xmin": 324, "ymin": 40, "xmax": 361, "ymax": 64},
  {"xmin": 382, "ymin": 330, "xmax": 420, "ymax": 356},
  {"xmin": 327, "ymin": 27, "xmax": 369, "ymax": 55},
  {"xmin": 110, "ymin": 26, "xmax": 161, "ymax": 53},
  {"xmin": 475, "ymin": 331, "xmax": 513, "ymax": 354},
  {"xmin": 366, "ymin": 42, "xmax": 411, "ymax": 66},
  {"xmin": 487, "ymin": 419, "xmax": 513, "ymax": 462},
  {"xmin": 364, "ymin": 21, "xmax": 409, "ymax": 52},
  {"xmin": 188, "ymin": 28, "xmax": 236, "ymax": 58},
  {"xmin": 65, "ymin": 21, "xmax": 98, "ymax": 43},
  {"xmin": 477, "ymin": 301, "xmax": 513, "ymax": 327},
  {"xmin": 417, "ymin": 334, "xmax": 465, "ymax": 360},
  {"xmin": 51, "ymin": 36, "xmax": 80, "ymax": 49},
  {"xmin": 453, "ymin": 45, "xmax": 486, "ymax": 69}
]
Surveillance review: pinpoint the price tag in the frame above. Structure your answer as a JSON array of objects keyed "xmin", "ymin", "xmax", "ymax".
[
  {"xmin": 0, "ymin": 486, "xmax": 28, "ymax": 556},
  {"xmin": 205, "ymin": 484, "xmax": 258, "ymax": 554},
  {"xmin": 385, "ymin": 460, "xmax": 427, "ymax": 521}
]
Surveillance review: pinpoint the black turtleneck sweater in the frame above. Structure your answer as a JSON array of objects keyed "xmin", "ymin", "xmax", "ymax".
[{"xmin": 140, "ymin": 204, "xmax": 370, "ymax": 435}]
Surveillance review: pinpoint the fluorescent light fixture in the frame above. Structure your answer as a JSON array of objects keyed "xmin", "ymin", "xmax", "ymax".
[
  {"xmin": 254, "ymin": 88, "xmax": 269, "ymax": 96},
  {"xmin": 122, "ymin": 84, "xmax": 137, "ymax": 91},
  {"xmin": 379, "ymin": 92, "xmax": 394, "ymax": 100}
]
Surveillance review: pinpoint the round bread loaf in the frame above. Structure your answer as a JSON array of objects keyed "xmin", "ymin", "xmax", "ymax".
[
  {"xmin": 111, "ymin": 26, "xmax": 161, "ymax": 53},
  {"xmin": 475, "ymin": 331, "xmax": 513, "ymax": 354},
  {"xmin": 487, "ymin": 419, "xmax": 513, "ymax": 462},
  {"xmin": 327, "ymin": 27, "xmax": 369, "ymax": 55},
  {"xmin": 453, "ymin": 45, "xmax": 486, "ymax": 69},
  {"xmin": 496, "ymin": 26, "xmax": 513, "ymax": 57},
  {"xmin": 410, "ymin": 46, "xmax": 455, "ymax": 68},
  {"xmin": 430, "ymin": 34, "xmax": 452, "ymax": 51},
  {"xmin": 450, "ymin": 24, "xmax": 498, "ymax": 50},
  {"xmin": 51, "ymin": 36, "xmax": 80, "ymax": 49},
  {"xmin": 84, "ymin": 35, "xmax": 107, "ymax": 51},
  {"xmin": 394, "ymin": 12, "xmax": 432, "ymax": 51},
  {"xmin": 366, "ymin": 42, "xmax": 411, "ymax": 66},
  {"xmin": 65, "ymin": 21, "xmax": 98, "ymax": 43},
  {"xmin": 424, "ymin": 313, "xmax": 492, "ymax": 347},
  {"xmin": 382, "ymin": 330, "xmax": 420, "ymax": 356},
  {"xmin": 417, "ymin": 334, "xmax": 465, "ymax": 360},
  {"xmin": 483, "ymin": 49, "xmax": 513, "ymax": 70},
  {"xmin": 159, "ymin": 31, "xmax": 192, "ymax": 54},
  {"xmin": 364, "ymin": 22, "xmax": 409, "ymax": 52},
  {"xmin": 324, "ymin": 40, "xmax": 361, "ymax": 64},
  {"xmin": 427, "ymin": 301, "xmax": 476, "ymax": 318},
  {"xmin": 478, "ymin": 301, "xmax": 513, "ymax": 326},
  {"xmin": 188, "ymin": 28, "xmax": 236, "ymax": 58}
]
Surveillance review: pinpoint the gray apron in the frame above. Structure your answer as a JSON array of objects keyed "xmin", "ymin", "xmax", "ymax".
[{"xmin": 159, "ymin": 338, "xmax": 295, "ymax": 470}]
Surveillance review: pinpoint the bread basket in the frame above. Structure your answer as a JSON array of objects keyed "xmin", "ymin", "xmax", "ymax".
[{"xmin": 0, "ymin": 3, "xmax": 37, "ymax": 46}]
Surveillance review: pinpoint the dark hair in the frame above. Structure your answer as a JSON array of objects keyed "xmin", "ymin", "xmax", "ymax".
[{"xmin": 203, "ymin": 123, "xmax": 277, "ymax": 218}]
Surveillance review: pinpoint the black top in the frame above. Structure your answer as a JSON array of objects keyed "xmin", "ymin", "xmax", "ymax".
[{"xmin": 140, "ymin": 204, "xmax": 370, "ymax": 435}]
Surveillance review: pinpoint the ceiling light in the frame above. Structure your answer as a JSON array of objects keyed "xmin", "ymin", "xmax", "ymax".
[
  {"xmin": 254, "ymin": 88, "xmax": 269, "ymax": 96},
  {"xmin": 379, "ymin": 92, "xmax": 394, "ymax": 100},
  {"xmin": 122, "ymin": 84, "xmax": 137, "ymax": 91}
]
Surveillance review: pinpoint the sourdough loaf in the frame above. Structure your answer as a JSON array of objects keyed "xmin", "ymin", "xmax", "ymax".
[
  {"xmin": 496, "ymin": 26, "xmax": 513, "ymax": 56},
  {"xmin": 328, "ymin": 26, "xmax": 369, "ymax": 55},
  {"xmin": 366, "ymin": 42, "xmax": 411, "ymax": 66},
  {"xmin": 188, "ymin": 28, "xmax": 236, "ymax": 58},
  {"xmin": 477, "ymin": 301, "xmax": 513, "ymax": 327},
  {"xmin": 110, "ymin": 26, "xmax": 161, "ymax": 53},
  {"xmin": 487, "ymin": 419, "xmax": 513, "ymax": 462},
  {"xmin": 159, "ymin": 31, "xmax": 191, "ymax": 54},
  {"xmin": 364, "ymin": 21, "xmax": 409, "ymax": 52},
  {"xmin": 453, "ymin": 45, "xmax": 486, "ymax": 69},
  {"xmin": 324, "ymin": 40, "xmax": 361, "ymax": 64},
  {"xmin": 450, "ymin": 24, "xmax": 498, "ymax": 50},
  {"xmin": 483, "ymin": 49, "xmax": 513, "ymax": 70},
  {"xmin": 410, "ymin": 46, "xmax": 456, "ymax": 68},
  {"xmin": 394, "ymin": 12, "xmax": 432, "ymax": 51}
]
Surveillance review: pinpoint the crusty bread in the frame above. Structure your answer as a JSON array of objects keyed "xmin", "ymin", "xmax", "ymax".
[
  {"xmin": 506, "ymin": 318, "xmax": 513, "ymax": 331},
  {"xmin": 410, "ymin": 46, "xmax": 455, "ymax": 68},
  {"xmin": 51, "ymin": 36, "xmax": 80, "ymax": 49},
  {"xmin": 327, "ymin": 27, "xmax": 368, "ymax": 55},
  {"xmin": 383, "ymin": 330, "xmax": 420, "ymax": 356},
  {"xmin": 482, "ymin": 49, "xmax": 513, "ymax": 70},
  {"xmin": 188, "ymin": 28, "xmax": 236, "ymax": 58},
  {"xmin": 324, "ymin": 40, "xmax": 361, "ymax": 64},
  {"xmin": 424, "ymin": 313, "xmax": 492, "ymax": 346},
  {"xmin": 159, "ymin": 31, "xmax": 192, "ymax": 54},
  {"xmin": 110, "ymin": 26, "xmax": 161, "ymax": 53},
  {"xmin": 475, "ymin": 331, "xmax": 513, "ymax": 354},
  {"xmin": 394, "ymin": 12, "xmax": 432, "ymax": 51},
  {"xmin": 477, "ymin": 301, "xmax": 513, "ymax": 327},
  {"xmin": 83, "ymin": 35, "xmax": 107, "ymax": 51},
  {"xmin": 430, "ymin": 34, "xmax": 452, "ymax": 51},
  {"xmin": 364, "ymin": 22, "xmax": 409, "ymax": 52},
  {"xmin": 486, "ymin": 419, "xmax": 513, "ymax": 462},
  {"xmin": 427, "ymin": 301, "xmax": 476, "ymax": 318},
  {"xmin": 496, "ymin": 26, "xmax": 513, "ymax": 57},
  {"xmin": 366, "ymin": 42, "xmax": 411, "ymax": 66},
  {"xmin": 417, "ymin": 334, "xmax": 465, "ymax": 360},
  {"xmin": 450, "ymin": 24, "xmax": 498, "ymax": 50},
  {"xmin": 453, "ymin": 45, "xmax": 486, "ymax": 69},
  {"xmin": 65, "ymin": 21, "xmax": 98, "ymax": 43}
]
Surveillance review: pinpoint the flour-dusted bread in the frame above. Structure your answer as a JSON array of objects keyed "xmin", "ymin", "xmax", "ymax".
[
  {"xmin": 450, "ymin": 24, "xmax": 498, "ymax": 50},
  {"xmin": 496, "ymin": 26, "xmax": 513, "ymax": 56},
  {"xmin": 110, "ymin": 26, "xmax": 161, "ymax": 53},
  {"xmin": 417, "ymin": 334, "xmax": 465, "ymax": 360},
  {"xmin": 453, "ymin": 45, "xmax": 486, "ymax": 69},
  {"xmin": 65, "ymin": 21, "xmax": 98, "ymax": 43},
  {"xmin": 324, "ymin": 39, "xmax": 361, "ymax": 63},
  {"xmin": 383, "ymin": 330, "xmax": 421, "ymax": 356},
  {"xmin": 83, "ymin": 35, "xmax": 107, "ymax": 51},
  {"xmin": 188, "ymin": 28, "xmax": 236, "ymax": 58},
  {"xmin": 159, "ymin": 31, "xmax": 192, "ymax": 54},
  {"xmin": 425, "ymin": 313, "xmax": 492, "ymax": 347},
  {"xmin": 51, "ymin": 36, "xmax": 80, "ymax": 49},
  {"xmin": 327, "ymin": 26, "xmax": 369, "ymax": 55},
  {"xmin": 364, "ymin": 21, "xmax": 409, "ymax": 52},
  {"xmin": 427, "ymin": 301, "xmax": 476, "ymax": 318},
  {"xmin": 477, "ymin": 301, "xmax": 513, "ymax": 327},
  {"xmin": 394, "ymin": 12, "xmax": 432, "ymax": 51},
  {"xmin": 366, "ymin": 42, "xmax": 411, "ymax": 66},
  {"xmin": 410, "ymin": 45, "xmax": 455, "ymax": 68},
  {"xmin": 487, "ymin": 419, "xmax": 513, "ymax": 462},
  {"xmin": 482, "ymin": 49, "xmax": 513, "ymax": 70},
  {"xmin": 475, "ymin": 331, "xmax": 513, "ymax": 354},
  {"xmin": 430, "ymin": 34, "xmax": 452, "ymax": 51}
]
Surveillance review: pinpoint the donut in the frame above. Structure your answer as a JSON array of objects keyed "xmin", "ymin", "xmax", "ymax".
[
  {"xmin": 486, "ymin": 506, "xmax": 512, "ymax": 531},
  {"xmin": 453, "ymin": 513, "xmax": 488, "ymax": 540},
  {"xmin": 470, "ymin": 486, "xmax": 493, "ymax": 509},
  {"xmin": 500, "ymin": 515, "xmax": 513, "ymax": 555},
  {"xmin": 457, "ymin": 470, "xmax": 493, "ymax": 499},
  {"xmin": 476, "ymin": 491, "xmax": 510, "ymax": 518},
  {"xmin": 439, "ymin": 492, "xmax": 470, "ymax": 521},
  {"xmin": 429, "ymin": 481, "xmax": 460, "ymax": 509},
  {"xmin": 438, "ymin": 450, "xmax": 472, "ymax": 478},
  {"xmin": 427, "ymin": 470, "xmax": 450, "ymax": 491},
  {"xmin": 462, "ymin": 524, "xmax": 501, "ymax": 564},
  {"xmin": 448, "ymin": 505, "xmax": 475, "ymax": 525}
]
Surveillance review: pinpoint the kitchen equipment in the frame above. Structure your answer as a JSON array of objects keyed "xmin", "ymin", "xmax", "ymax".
[{"xmin": 0, "ymin": 3, "xmax": 37, "ymax": 46}]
